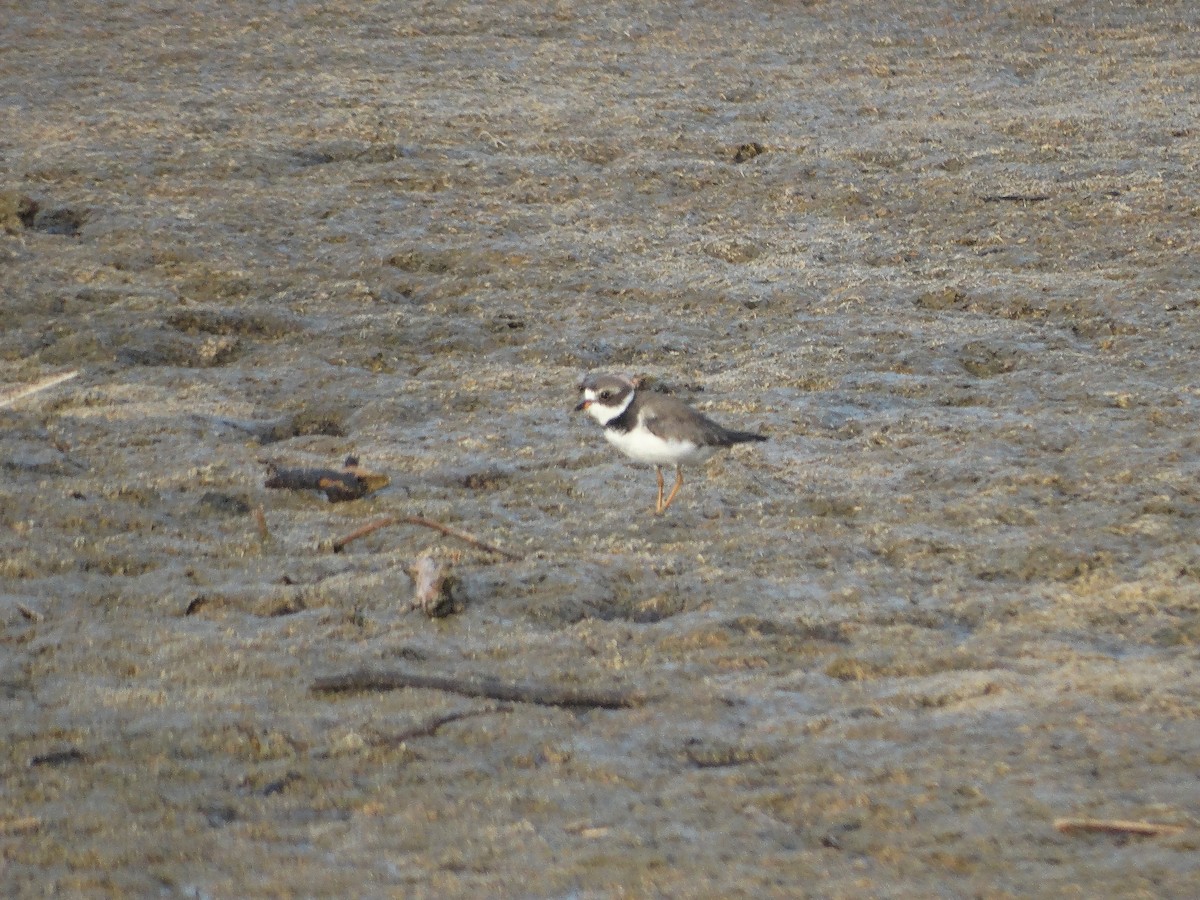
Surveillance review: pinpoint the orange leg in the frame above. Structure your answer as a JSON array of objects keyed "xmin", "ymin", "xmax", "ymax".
[
  {"xmin": 658, "ymin": 466, "xmax": 685, "ymax": 514},
  {"xmin": 654, "ymin": 466, "xmax": 665, "ymax": 513}
]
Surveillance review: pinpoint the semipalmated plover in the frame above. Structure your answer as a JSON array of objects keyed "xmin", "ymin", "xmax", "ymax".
[{"xmin": 574, "ymin": 374, "xmax": 767, "ymax": 514}]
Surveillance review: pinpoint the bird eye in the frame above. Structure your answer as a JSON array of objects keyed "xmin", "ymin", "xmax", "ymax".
[{"xmin": 599, "ymin": 390, "xmax": 611, "ymax": 400}]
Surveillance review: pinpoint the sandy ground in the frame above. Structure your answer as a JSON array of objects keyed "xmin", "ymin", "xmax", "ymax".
[{"xmin": 2, "ymin": 0, "xmax": 1199, "ymax": 896}]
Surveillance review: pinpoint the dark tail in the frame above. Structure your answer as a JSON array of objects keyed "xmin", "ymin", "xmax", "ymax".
[{"xmin": 724, "ymin": 430, "xmax": 768, "ymax": 446}]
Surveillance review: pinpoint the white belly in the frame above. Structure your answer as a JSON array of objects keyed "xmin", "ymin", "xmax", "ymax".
[{"xmin": 605, "ymin": 425, "xmax": 715, "ymax": 466}]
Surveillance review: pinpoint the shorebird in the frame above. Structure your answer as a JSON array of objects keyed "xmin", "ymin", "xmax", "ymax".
[{"xmin": 575, "ymin": 374, "xmax": 767, "ymax": 514}]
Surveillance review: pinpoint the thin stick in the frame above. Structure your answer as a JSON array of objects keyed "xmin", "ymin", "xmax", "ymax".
[
  {"xmin": 0, "ymin": 370, "xmax": 79, "ymax": 410},
  {"xmin": 1054, "ymin": 817, "xmax": 1187, "ymax": 837},
  {"xmin": 332, "ymin": 516, "xmax": 401, "ymax": 550},
  {"xmin": 370, "ymin": 705, "xmax": 510, "ymax": 747},
  {"xmin": 332, "ymin": 514, "xmax": 522, "ymax": 559},
  {"xmin": 982, "ymin": 193, "xmax": 1051, "ymax": 204},
  {"xmin": 16, "ymin": 603, "xmax": 44, "ymax": 623},
  {"xmin": 311, "ymin": 667, "xmax": 648, "ymax": 710}
]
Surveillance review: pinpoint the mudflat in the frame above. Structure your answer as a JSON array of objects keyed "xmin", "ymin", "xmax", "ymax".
[{"xmin": 2, "ymin": 1, "xmax": 1198, "ymax": 895}]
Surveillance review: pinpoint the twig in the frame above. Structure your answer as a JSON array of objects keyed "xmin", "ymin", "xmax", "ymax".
[
  {"xmin": 1054, "ymin": 817, "xmax": 1187, "ymax": 837},
  {"xmin": 0, "ymin": 370, "xmax": 79, "ymax": 410},
  {"xmin": 332, "ymin": 514, "xmax": 522, "ymax": 559},
  {"xmin": 16, "ymin": 603, "xmax": 44, "ymax": 623},
  {"xmin": 981, "ymin": 193, "xmax": 1050, "ymax": 204},
  {"xmin": 28, "ymin": 748, "xmax": 86, "ymax": 767},
  {"xmin": 332, "ymin": 516, "xmax": 401, "ymax": 549},
  {"xmin": 310, "ymin": 667, "xmax": 648, "ymax": 710},
  {"xmin": 370, "ymin": 705, "xmax": 510, "ymax": 747}
]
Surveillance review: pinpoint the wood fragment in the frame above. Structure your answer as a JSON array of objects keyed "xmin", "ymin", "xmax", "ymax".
[
  {"xmin": 263, "ymin": 459, "xmax": 389, "ymax": 502},
  {"xmin": 370, "ymin": 705, "xmax": 510, "ymax": 747},
  {"xmin": 311, "ymin": 668, "xmax": 648, "ymax": 710},
  {"xmin": 981, "ymin": 193, "xmax": 1050, "ymax": 204},
  {"xmin": 0, "ymin": 369, "xmax": 79, "ymax": 410},
  {"xmin": 733, "ymin": 142, "xmax": 765, "ymax": 163},
  {"xmin": 332, "ymin": 514, "xmax": 522, "ymax": 559},
  {"xmin": 333, "ymin": 513, "xmax": 398, "ymax": 549},
  {"xmin": 1054, "ymin": 817, "xmax": 1187, "ymax": 837},
  {"xmin": 341, "ymin": 456, "xmax": 391, "ymax": 493},
  {"xmin": 263, "ymin": 466, "xmax": 367, "ymax": 502},
  {"xmin": 408, "ymin": 553, "xmax": 460, "ymax": 617},
  {"xmin": 331, "ymin": 515, "xmax": 400, "ymax": 550},
  {"xmin": 184, "ymin": 596, "xmax": 208, "ymax": 616},
  {"xmin": 16, "ymin": 603, "xmax": 44, "ymax": 623},
  {"xmin": 28, "ymin": 748, "xmax": 86, "ymax": 767}
]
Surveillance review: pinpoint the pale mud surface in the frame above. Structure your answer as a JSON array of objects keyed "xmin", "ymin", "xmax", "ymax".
[{"xmin": 2, "ymin": 0, "xmax": 1200, "ymax": 896}]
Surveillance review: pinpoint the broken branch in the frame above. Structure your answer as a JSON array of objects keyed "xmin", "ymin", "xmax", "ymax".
[
  {"xmin": 370, "ymin": 705, "xmax": 510, "ymax": 747},
  {"xmin": 311, "ymin": 667, "xmax": 648, "ymax": 710},
  {"xmin": 1054, "ymin": 817, "xmax": 1187, "ymax": 837},
  {"xmin": 264, "ymin": 461, "xmax": 384, "ymax": 502},
  {"xmin": 981, "ymin": 193, "xmax": 1050, "ymax": 204},
  {"xmin": 0, "ymin": 370, "xmax": 79, "ymax": 410},
  {"xmin": 332, "ymin": 514, "xmax": 521, "ymax": 559}
]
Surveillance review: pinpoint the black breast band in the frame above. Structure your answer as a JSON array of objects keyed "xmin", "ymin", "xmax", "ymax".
[{"xmin": 605, "ymin": 402, "xmax": 638, "ymax": 435}]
